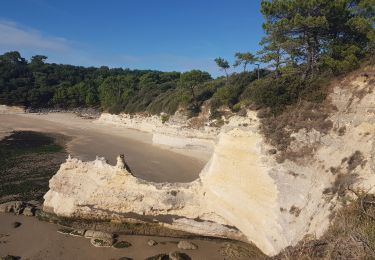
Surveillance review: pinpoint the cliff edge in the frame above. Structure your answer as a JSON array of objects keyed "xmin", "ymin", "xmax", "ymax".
[{"xmin": 43, "ymin": 66, "xmax": 375, "ymax": 256}]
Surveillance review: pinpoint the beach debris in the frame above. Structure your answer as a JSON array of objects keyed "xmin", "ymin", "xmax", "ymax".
[{"xmin": 177, "ymin": 240, "xmax": 198, "ymax": 250}]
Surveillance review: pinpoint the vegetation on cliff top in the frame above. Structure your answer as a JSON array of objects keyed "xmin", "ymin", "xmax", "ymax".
[{"xmin": 1, "ymin": 0, "xmax": 373, "ymax": 117}]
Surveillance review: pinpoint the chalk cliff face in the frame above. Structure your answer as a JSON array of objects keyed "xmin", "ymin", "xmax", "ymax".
[
  {"xmin": 43, "ymin": 67, "xmax": 375, "ymax": 256},
  {"xmin": 96, "ymin": 110, "xmax": 218, "ymax": 155}
]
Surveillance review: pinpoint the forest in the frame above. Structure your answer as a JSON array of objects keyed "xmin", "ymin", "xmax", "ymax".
[{"xmin": 0, "ymin": 0, "xmax": 374, "ymax": 117}]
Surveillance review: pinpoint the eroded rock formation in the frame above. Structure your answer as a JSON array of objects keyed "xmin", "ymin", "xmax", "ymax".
[{"xmin": 43, "ymin": 67, "xmax": 375, "ymax": 256}]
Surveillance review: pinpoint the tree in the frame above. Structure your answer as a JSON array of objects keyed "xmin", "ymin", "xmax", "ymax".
[
  {"xmin": 258, "ymin": 32, "xmax": 287, "ymax": 77},
  {"xmin": 233, "ymin": 52, "xmax": 258, "ymax": 72},
  {"xmin": 98, "ymin": 75, "xmax": 136, "ymax": 113},
  {"xmin": 260, "ymin": 0, "xmax": 375, "ymax": 77},
  {"xmin": 214, "ymin": 57, "xmax": 230, "ymax": 80},
  {"xmin": 179, "ymin": 70, "xmax": 212, "ymax": 111},
  {"xmin": 30, "ymin": 55, "xmax": 47, "ymax": 67}
]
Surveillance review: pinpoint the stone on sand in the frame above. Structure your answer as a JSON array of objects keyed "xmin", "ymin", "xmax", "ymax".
[
  {"xmin": 147, "ymin": 239, "xmax": 158, "ymax": 246},
  {"xmin": 22, "ymin": 206, "xmax": 35, "ymax": 216},
  {"xmin": 84, "ymin": 230, "xmax": 113, "ymax": 239},
  {"xmin": 177, "ymin": 240, "xmax": 198, "ymax": 250}
]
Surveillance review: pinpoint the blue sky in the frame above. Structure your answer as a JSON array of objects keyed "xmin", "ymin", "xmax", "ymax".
[{"xmin": 0, "ymin": 0, "xmax": 264, "ymax": 76}]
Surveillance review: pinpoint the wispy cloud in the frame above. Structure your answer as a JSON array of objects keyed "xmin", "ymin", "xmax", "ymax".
[
  {"xmin": 0, "ymin": 20, "xmax": 221, "ymax": 76},
  {"xmin": 0, "ymin": 20, "xmax": 70, "ymax": 52}
]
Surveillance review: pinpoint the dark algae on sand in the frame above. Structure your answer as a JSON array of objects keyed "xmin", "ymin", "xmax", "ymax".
[{"xmin": 0, "ymin": 131, "xmax": 67, "ymax": 203}]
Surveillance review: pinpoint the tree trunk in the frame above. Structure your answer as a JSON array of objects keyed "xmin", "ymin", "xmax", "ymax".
[{"xmin": 190, "ymin": 85, "xmax": 198, "ymax": 109}]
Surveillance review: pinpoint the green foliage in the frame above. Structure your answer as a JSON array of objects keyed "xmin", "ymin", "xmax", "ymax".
[
  {"xmin": 214, "ymin": 57, "xmax": 230, "ymax": 79},
  {"xmin": 113, "ymin": 240, "xmax": 132, "ymax": 249},
  {"xmin": 260, "ymin": 0, "xmax": 374, "ymax": 76},
  {"xmin": 233, "ymin": 52, "xmax": 258, "ymax": 72},
  {"xmin": 0, "ymin": 51, "xmax": 208, "ymax": 115},
  {"xmin": 242, "ymin": 75, "xmax": 298, "ymax": 113},
  {"xmin": 0, "ymin": 0, "xmax": 373, "ymax": 118},
  {"xmin": 239, "ymin": 0, "xmax": 375, "ymax": 114},
  {"xmin": 179, "ymin": 70, "xmax": 212, "ymax": 114},
  {"xmin": 179, "ymin": 70, "xmax": 211, "ymax": 88},
  {"xmin": 160, "ymin": 114, "xmax": 170, "ymax": 124}
]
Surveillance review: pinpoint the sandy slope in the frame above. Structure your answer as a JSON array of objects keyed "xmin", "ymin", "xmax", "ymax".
[{"xmin": 0, "ymin": 113, "xmax": 207, "ymax": 183}]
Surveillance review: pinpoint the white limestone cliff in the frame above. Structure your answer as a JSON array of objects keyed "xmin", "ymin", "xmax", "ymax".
[
  {"xmin": 43, "ymin": 68, "xmax": 375, "ymax": 256},
  {"xmin": 95, "ymin": 110, "xmax": 218, "ymax": 154}
]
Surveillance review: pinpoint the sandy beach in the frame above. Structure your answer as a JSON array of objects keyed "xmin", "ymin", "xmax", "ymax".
[
  {"xmin": 0, "ymin": 112, "xmax": 254, "ymax": 260},
  {"xmin": 0, "ymin": 213, "xmax": 252, "ymax": 260},
  {"xmin": 0, "ymin": 113, "xmax": 207, "ymax": 183}
]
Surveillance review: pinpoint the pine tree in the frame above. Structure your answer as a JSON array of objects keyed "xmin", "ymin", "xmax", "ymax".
[{"xmin": 260, "ymin": 0, "xmax": 374, "ymax": 76}]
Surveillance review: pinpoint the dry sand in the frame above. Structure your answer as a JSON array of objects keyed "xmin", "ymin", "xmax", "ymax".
[
  {"xmin": 0, "ymin": 213, "xmax": 246, "ymax": 260},
  {"xmin": 0, "ymin": 113, "xmax": 207, "ymax": 183}
]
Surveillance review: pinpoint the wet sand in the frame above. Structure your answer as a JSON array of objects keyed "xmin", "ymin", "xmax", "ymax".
[
  {"xmin": 0, "ymin": 213, "xmax": 244, "ymax": 260},
  {"xmin": 0, "ymin": 113, "xmax": 208, "ymax": 183}
]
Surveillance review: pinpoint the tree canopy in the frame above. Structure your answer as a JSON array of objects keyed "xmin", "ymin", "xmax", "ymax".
[
  {"xmin": 0, "ymin": 0, "xmax": 373, "ymax": 118},
  {"xmin": 233, "ymin": 52, "xmax": 258, "ymax": 72},
  {"xmin": 214, "ymin": 57, "xmax": 230, "ymax": 79}
]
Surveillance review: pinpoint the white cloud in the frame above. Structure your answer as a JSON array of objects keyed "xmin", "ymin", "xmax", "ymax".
[{"xmin": 0, "ymin": 20, "xmax": 70, "ymax": 52}]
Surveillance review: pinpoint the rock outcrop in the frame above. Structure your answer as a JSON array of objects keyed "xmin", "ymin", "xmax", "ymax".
[
  {"xmin": 43, "ymin": 68, "xmax": 375, "ymax": 256},
  {"xmin": 0, "ymin": 105, "xmax": 24, "ymax": 114}
]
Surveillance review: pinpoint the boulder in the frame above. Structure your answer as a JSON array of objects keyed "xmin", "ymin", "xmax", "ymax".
[
  {"xmin": 0, "ymin": 201, "xmax": 25, "ymax": 214},
  {"xmin": 22, "ymin": 206, "xmax": 35, "ymax": 216},
  {"xmin": 84, "ymin": 230, "xmax": 113, "ymax": 239},
  {"xmin": 90, "ymin": 237, "xmax": 114, "ymax": 247},
  {"xmin": 147, "ymin": 239, "xmax": 158, "ymax": 246},
  {"xmin": 69, "ymin": 229, "xmax": 86, "ymax": 237},
  {"xmin": 177, "ymin": 240, "xmax": 198, "ymax": 250}
]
